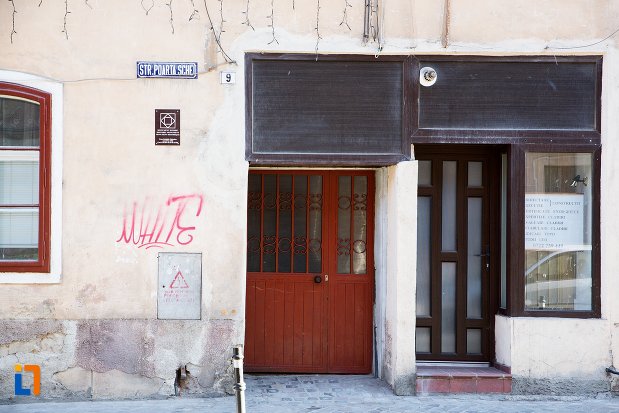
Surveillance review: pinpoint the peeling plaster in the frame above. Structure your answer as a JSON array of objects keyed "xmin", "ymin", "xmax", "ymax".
[
  {"xmin": 0, "ymin": 319, "xmax": 235, "ymax": 400},
  {"xmin": 76, "ymin": 320, "xmax": 156, "ymax": 377},
  {"xmin": 0, "ymin": 320, "xmax": 63, "ymax": 346}
]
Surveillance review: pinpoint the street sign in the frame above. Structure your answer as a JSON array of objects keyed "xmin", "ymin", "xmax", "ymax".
[{"xmin": 137, "ymin": 61, "xmax": 198, "ymax": 79}]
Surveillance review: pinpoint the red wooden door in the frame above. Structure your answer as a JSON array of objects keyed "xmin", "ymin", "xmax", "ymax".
[{"xmin": 245, "ymin": 171, "xmax": 374, "ymax": 374}]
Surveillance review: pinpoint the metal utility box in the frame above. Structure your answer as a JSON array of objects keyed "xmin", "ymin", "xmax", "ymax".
[{"xmin": 157, "ymin": 252, "xmax": 202, "ymax": 320}]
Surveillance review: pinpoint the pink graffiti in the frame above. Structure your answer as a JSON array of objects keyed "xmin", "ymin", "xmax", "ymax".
[{"xmin": 116, "ymin": 194, "xmax": 204, "ymax": 249}]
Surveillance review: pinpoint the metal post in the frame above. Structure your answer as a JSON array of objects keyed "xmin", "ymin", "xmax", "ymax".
[{"xmin": 233, "ymin": 346, "xmax": 246, "ymax": 413}]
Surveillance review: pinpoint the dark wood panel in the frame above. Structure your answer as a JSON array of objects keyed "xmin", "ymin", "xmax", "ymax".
[
  {"xmin": 418, "ymin": 60, "xmax": 599, "ymax": 131},
  {"xmin": 247, "ymin": 55, "xmax": 410, "ymax": 165}
]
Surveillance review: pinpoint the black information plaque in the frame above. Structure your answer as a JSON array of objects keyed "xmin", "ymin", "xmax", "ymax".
[{"xmin": 155, "ymin": 109, "xmax": 180, "ymax": 145}]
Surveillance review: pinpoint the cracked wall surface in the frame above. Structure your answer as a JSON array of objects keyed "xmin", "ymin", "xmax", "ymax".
[{"xmin": 0, "ymin": 319, "xmax": 236, "ymax": 400}]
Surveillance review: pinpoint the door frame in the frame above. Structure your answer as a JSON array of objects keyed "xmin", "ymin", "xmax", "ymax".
[{"xmin": 414, "ymin": 144, "xmax": 502, "ymax": 363}]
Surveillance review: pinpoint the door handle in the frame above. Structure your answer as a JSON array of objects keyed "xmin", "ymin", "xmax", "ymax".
[
  {"xmin": 474, "ymin": 246, "xmax": 490, "ymax": 257},
  {"xmin": 474, "ymin": 247, "xmax": 490, "ymax": 269},
  {"xmin": 313, "ymin": 275, "xmax": 328, "ymax": 284}
]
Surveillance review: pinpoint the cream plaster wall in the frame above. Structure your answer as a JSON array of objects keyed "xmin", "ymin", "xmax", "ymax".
[
  {"xmin": 0, "ymin": 0, "xmax": 618, "ymax": 398},
  {"xmin": 374, "ymin": 168, "xmax": 389, "ymax": 381},
  {"xmin": 0, "ymin": 73, "xmax": 248, "ymax": 320},
  {"xmin": 381, "ymin": 160, "xmax": 417, "ymax": 395},
  {"xmin": 599, "ymin": 41, "xmax": 619, "ymax": 394}
]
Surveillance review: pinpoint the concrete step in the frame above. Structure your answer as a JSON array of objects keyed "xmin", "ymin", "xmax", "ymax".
[{"xmin": 416, "ymin": 366, "xmax": 512, "ymax": 395}]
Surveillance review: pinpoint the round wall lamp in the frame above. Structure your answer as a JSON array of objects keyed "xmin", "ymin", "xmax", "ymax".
[{"xmin": 419, "ymin": 67, "xmax": 437, "ymax": 87}]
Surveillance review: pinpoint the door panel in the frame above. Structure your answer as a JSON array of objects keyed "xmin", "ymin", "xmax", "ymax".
[
  {"xmin": 328, "ymin": 280, "xmax": 372, "ymax": 372},
  {"xmin": 415, "ymin": 147, "xmax": 498, "ymax": 362},
  {"xmin": 246, "ymin": 276, "xmax": 327, "ymax": 371},
  {"xmin": 245, "ymin": 171, "xmax": 374, "ymax": 373},
  {"xmin": 328, "ymin": 172, "xmax": 374, "ymax": 373}
]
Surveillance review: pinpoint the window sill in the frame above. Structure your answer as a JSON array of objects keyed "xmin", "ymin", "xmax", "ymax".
[
  {"xmin": 499, "ymin": 310, "xmax": 600, "ymax": 319},
  {"xmin": 0, "ymin": 272, "xmax": 61, "ymax": 284}
]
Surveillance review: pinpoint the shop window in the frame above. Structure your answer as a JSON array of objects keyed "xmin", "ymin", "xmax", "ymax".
[
  {"xmin": 523, "ymin": 152, "xmax": 598, "ymax": 314},
  {"xmin": 0, "ymin": 83, "xmax": 51, "ymax": 273}
]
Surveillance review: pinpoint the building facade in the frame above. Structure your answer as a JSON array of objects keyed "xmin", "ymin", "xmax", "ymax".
[{"xmin": 0, "ymin": 0, "xmax": 618, "ymax": 399}]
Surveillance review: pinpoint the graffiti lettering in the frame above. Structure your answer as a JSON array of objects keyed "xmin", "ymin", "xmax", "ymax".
[{"xmin": 116, "ymin": 194, "xmax": 204, "ymax": 249}]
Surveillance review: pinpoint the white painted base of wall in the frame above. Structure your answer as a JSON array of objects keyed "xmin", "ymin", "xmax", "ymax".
[{"xmin": 495, "ymin": 315, "xmax": 612, "ymax": 394}]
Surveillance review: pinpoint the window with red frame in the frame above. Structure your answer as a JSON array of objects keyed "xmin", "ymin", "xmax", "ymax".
[{"xmin": 0, "ymin": 83, "xmax": 51, "ymax": 272}]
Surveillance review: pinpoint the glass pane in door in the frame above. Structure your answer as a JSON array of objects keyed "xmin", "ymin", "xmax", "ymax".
[
  {"xmin": 246, "ymin": 174, "xmax": 323, "ymax": 274},
  {"xmin": 467, "ymin": 197, "xmax": 483, "ymax": 319},
  {"xmin": 352, "ymin": 176, "xmax": 368, "ymax": 274},
  {"xmin": 262, "ymin": 175, "xmax": 277, "ymax": 272},
  {"xmin": 308, "ymin": 175, "xmax": 323, "ymax": 273},
  {"xmin": 247, "ymin": 174, "xmax": 262, "ymax": 272},
  {"xmin": 441, "ymin": 262, "xmax": 456, "ymax": 353},
  {"xmin": 416, "ymin": 327, "xmax": 431, "ymax": 353},
  {"xmin": 293, "ymin": 176, "xmax": 308, "ymax": 273},
  {"xmin": 441, "ymin": 161, "xmax": 457, "ymax": 251},
  {"xmin": 416, "ymin": 196, "xmax": 431, "ymax": 316},
  {"xmin": 337, "ymin": 176, "xmax": 352, "ymax": 273},
  {"xmin": 278, "ymin": 175, "xmax": 293, "ymax": 272}
]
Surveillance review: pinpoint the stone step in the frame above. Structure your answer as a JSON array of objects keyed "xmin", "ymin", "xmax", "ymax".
[{"xmin": 416, "ymin": 366, "xmax": 512, "ymax": 395}]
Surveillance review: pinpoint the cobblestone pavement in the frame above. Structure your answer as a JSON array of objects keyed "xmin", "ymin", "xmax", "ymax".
[{"xmin": 1, "ymin": 374, "xmax": 618, "ymax": 413}]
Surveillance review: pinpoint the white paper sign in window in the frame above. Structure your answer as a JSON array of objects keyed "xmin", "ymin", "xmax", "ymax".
[{"xmin": 525, "ymin": 193, "xmax": 585, "ymax": 250}]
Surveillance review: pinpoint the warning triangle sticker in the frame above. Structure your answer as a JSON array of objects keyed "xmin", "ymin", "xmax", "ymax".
[{"xmin": 169, "ymin": 270, "xmax": 189, "ymax": 289}]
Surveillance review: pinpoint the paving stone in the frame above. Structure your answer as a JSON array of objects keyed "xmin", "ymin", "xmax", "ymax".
[{"xmin": 1, "ymin": 375, "xmax": 618, "ymax": 412}]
